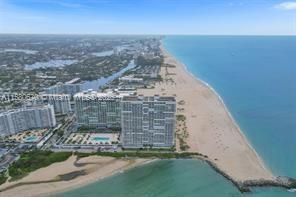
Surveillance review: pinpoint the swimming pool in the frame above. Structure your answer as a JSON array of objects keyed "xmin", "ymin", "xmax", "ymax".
[
  {"xmin": 91, "ymin": 137, "xmax": 110, "ymax": 142},
  {"xmin": 24, "ymin": 136, "xmax": 38, "ymax": 142}
]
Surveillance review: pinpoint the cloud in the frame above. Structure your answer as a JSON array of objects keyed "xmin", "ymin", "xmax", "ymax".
[{"xmin": 274, "ymin": 2, "xmax": 296, "ymax": 10}]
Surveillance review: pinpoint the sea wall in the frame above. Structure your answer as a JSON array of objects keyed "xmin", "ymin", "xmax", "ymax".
[{"xmin": 204, "ymin": 160, "xmax": 296, "ymax": 193}]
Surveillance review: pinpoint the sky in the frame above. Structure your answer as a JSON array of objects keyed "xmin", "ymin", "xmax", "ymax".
[{"xmin": 0, "ymin": 0, "xmax": 296, "ymax": 35}]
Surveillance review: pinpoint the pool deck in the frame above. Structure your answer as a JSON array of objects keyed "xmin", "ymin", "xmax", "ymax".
[{"xmin": 64, "ymin": 133, "xmax": 119, "ymax": 146}]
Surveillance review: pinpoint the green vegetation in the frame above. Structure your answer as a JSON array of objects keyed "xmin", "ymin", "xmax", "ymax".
[
  {"xmin": 75, "ymin": 151, "xmax": 202, "ymax": 159},
  {"xmin": 56, "ymin": 129, "xmax": 64, "ymax": 137},
  {"xmin": 176, "ymin": 114, "xmax": 190, "ymax": 151},
  {"xmin": 179, "ymin": 138, "xmax": 190, "ymax": 151},
  {"xmin": 0, "ymin": 172, "xmax": 8, "ymax": 185},
  {"xmin": 8, "ymin": 150, "xmax": 72, "ymax": 181},
  {"xmin": 161, "ymin": 63, "xmax": 176, "ymax": 68},
  {"xmin": 123, "ymin": 147, "xmax": 174, "ymax": 152},
  {"xmin": 136, "ymin": 55, "xmax": 162, "ymax": 66},
  {"xmin": 176, "ymin": 114, "xmax": 186, "ymax": 121},
  {"xmin": 155, "ymin": 75, "xmax": 163, "ymax": 82},
  {"xmin": 178, "ymin": 100, "xmax": 185, "ymax": 105},
  {"xmin": 66, "ymin": 56, "xmax": 132, "ymax": 82}
]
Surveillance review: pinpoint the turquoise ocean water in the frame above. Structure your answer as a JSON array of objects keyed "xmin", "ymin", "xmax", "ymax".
[{"xmin": 58, "ymin": 36, "xmax": 296, "ymax": 197}]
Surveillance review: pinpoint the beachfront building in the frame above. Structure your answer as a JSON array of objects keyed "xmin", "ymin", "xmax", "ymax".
[
  {"xmin": 0, "ymin": 105, "xmax": 56, "ymax": 136},
  {"xmin": 74, "ymin": 91, "xmax": 122, "ymax": 128},
  {"xmin": 39, "ymin": 94, "xmax": 71, "ymax": 115},
  {"xmin": 121, "ymin": 95, "xmax": 176, "ymax": 148}
]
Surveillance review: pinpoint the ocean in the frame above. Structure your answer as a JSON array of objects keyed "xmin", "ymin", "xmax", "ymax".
[{"xmin": 57, "ymin": 36, "xmax": 296, "ymax": 196}]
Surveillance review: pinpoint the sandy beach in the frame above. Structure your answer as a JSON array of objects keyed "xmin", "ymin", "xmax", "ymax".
[
  {"xmin": 138, "ymin": 44, "xmax": 274, "ymax": 181},
  {"xmin": 0, "ymin": 155, "xmax": 151, "ymax": 197}
]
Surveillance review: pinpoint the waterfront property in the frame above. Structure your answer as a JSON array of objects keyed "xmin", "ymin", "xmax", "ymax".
[
  {"xmin": 74, "ymin": 91, "xmax": 176, "ymax": 149},
  {"xmin": 0, "ymin": 105, "xmax": 56, "ymax": 136},
  {"xmin": 74, "ymin": 91, "xmax": 122, "ymax": 129},
  {"xmin": 121, "ymin": 95, "xmax": 176, "ymax": 148}
]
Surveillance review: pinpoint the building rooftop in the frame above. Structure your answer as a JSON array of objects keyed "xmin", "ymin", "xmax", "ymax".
[
  {"xmin": 65, "ymin": 78, "xmax": 81, "ymax": 84},
  {"xmin": 122, "ymin": 95, "xmax": 175, "ymax": 102},
  {"xmin": 0, "ymin": 104, "xmax": 53, "ymax": 115},
  {"xmin": 40, "ymin": 94, "xmax": 70, "ymax": 98},
  {"xmin": 74, "ymin": 91, "xmax": 123, "ymax": 100}
]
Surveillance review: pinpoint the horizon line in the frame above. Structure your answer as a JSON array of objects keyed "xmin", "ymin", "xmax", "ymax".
[{"xmin": 0, "ymin": 33, "xmax": 296, "ymax": 37}]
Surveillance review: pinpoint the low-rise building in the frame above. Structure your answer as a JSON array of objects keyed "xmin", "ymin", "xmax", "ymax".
[{"xmin": 119, "ymin": 75, "xmax": 143, "ymax": 83}]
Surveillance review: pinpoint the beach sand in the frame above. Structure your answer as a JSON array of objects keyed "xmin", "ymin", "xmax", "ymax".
[
  {"xmin": 138, "ymin": 45, "xmax": 274, "ymax": 181},
  {"xmin": 0, "ymin": 155, "xmax": 151, "ymax": 197}
]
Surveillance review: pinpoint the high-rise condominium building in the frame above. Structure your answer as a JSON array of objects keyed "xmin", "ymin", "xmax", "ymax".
[
  {"xmin": 0, "ymin": 105, "xmax": 56, "ymax": 136},
  {"xmin": 121, "ymin": 95, "xmax": 176, "ymax": 148},
  {"xmin": 45, "ymin": 78, "xmax": 82, "ymax": 97},
  {"xmin": 39, "ymin": 94, "xmax": 71, "ymax": 115},
  {"xmin": 74, "ymin": 91, "xmax": 122, "ymax": 128}
]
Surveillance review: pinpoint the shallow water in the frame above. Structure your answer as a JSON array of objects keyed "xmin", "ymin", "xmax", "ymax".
[
  {"xmin": 57, "ymin": 159, "xmax": 295, "ymax": 197},
  {"xmin": 57, "ymin": 160, "xmax": 243, "ymax": 197}
]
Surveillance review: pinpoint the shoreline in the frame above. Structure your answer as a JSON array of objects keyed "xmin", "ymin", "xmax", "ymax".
[
  {"xmin": 151, "ymin": 41, "xmax": 296, "ymax": 192},
  {"xmin": 160, "ymin": 43, "xmax": 271, "ymax": 177},
  {"xmin": 0, "ymin": 156, "xmax": 154, "ymax": 197},
  {"xmin": 138, "ymin": 41, "xmax": 275, "ymax": 182},
  {"xmin": 46, "ymin": 157, "xmax": 155, "ymax": 197},
  {"xmin": 0, "ymin": 154, "xmax": 294, "ymax": 196}
]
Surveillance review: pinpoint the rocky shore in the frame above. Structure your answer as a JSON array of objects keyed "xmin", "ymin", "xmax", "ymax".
[{"xmin": 205, "ymin": 159, "xmax": 296, "ymax": 193}]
